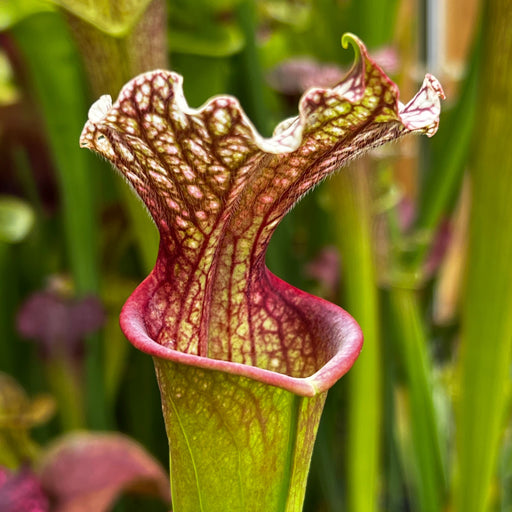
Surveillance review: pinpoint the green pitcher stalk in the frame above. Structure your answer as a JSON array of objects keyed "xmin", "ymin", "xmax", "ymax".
[
  {"xmin": 80, "ymin": 35, "xmax": 443, "ymax": 511},
  {"xmin": 59, "ymin": 0, "xmax": 168, "ymax": 272}
]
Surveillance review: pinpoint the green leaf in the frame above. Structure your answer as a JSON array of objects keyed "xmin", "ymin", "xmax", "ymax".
[
  {"xmin": 0, "ymin": 0, "xmax": 53, "ymax": 31},
  {"xmin": 13, "ymin": 12, "xmax": 99, "ymax": 293},
  {"xmin": 452, "ymin": 2, "xmax": 512, "ymax": 511},
  {"xmin": 387, "ymin": 288, "xmax": 446, "ymax": 512},
  {"xmin": 328, "ymin": 162, "xmax": 382, "ymax": 512},
  {"xmin": 47, "ymin": 0, "xmax": 153, "ymax": 36},
  {"xmin": 13, "ymin": 11, "xmax": 106, "ymax": 428}
]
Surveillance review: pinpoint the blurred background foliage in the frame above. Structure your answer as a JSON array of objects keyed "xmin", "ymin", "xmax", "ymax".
[{"xmin": 1, "ymin": 0, "xmax": 512, "ymax": 511}]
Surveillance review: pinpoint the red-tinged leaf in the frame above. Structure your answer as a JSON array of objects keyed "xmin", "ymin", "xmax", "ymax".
[
  {"xmin": 80, "ymin": 33, "xmax": 443, "ymax": 511},
  {"xmin": 80, "ymin": 33, "xmax": 443, "ymax": 394},
  {"xmin": 38, "ymin": 432, "xmax": 171, "ymax": 512}
]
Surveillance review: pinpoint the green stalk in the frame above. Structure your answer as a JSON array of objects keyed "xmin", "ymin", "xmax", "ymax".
[
  {"xmin": 387, "ymin": 286, "xmax": 445, "ymax": 512},
  {"xmin": 234, "ymin": 0, "xmax": 273, "ymax": 135},
  {"xmin": 155, "ymin": 359, "xmax": 327, "ymax": 512},
  {"xmin": 329, "ymin": 160, "xmax": 382, "ymax": 512},
  {"xmin": 63, "ymin": 0, "xmax": 167, "ymax": 272},
  {"xmin": 13, "ymin": 13, "xmax": 106, "ymax": 428},
  {"xmin": 45, "ymin": 356, "xmax": 86, "ymax": 431},
  {"xmin": 13, "ymin": 14, "xmax": 99, "ymax": 294},
  {"xmin": 325, "ymin": 0, "xmax": 401, "ymax": 501},
  {"xmin": 452, "ymin": 2, "xmax": 512, "ymax": 511}
]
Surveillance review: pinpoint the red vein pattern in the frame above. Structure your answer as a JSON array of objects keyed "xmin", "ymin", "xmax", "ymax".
[{"xmin": 80, "ymin": 34, "xmax": 443, "ymax": 395}]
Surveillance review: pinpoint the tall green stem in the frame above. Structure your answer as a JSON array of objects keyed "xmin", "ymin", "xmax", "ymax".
[
  {"xmin": 64, "ymin": 0, "xmax": 167, "ymax": 272},
  {"xmin": 330, "ymin": 159, "xmax": 381, "ymax": 512},
  {"xmin": 13, "ymin": 14, "xmax": 99, "ymax": 295},
  {"xmin": 234, "ymin": 0, "xmax": 272, "ymax": 135},
  {"xmin": 387, "ymin": 287, "xmax": 445, "ymax": 512},
  {"xmin": 453, "ymin": 2, "xmax": 512, "ymax": 511},
  {"xmin": 13, "ymin": 13, "xmax": 103, "ymax": 427},
  {"xmin": 45, "ymin": 357, "xmax": 86, "ymax": 431}
]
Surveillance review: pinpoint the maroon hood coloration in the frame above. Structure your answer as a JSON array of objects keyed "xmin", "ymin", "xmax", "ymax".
[
  {"xmin": 80, "ymin": 34, "xmax": 443, "ymax": 511},
  {"xmin": 80, "ymin": 35, "xmax": 442, "ymax": 394}
]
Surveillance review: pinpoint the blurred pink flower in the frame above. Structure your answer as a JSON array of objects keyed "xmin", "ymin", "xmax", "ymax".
[{"xmin": 0, "ymin": 466, "xmax": 49, "ymax": 512}]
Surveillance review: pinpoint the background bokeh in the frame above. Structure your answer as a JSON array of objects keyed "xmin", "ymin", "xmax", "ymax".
[{"xmin": 2, "ymin": 1, "xmax": 511, "ymax": 511}]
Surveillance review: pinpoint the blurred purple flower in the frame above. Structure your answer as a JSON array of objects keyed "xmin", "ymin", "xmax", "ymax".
[
  {"xmin": 16, "ymin": 288, "xmax": 105, "ymax": 360},
  {"xmin": 0, "ymin": 466, "xmax": 49, "ymax": 512}
]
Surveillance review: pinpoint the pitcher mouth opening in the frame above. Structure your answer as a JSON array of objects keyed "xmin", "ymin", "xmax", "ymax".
[{"xmin": 120, "ymin": 271, "xmax": 363, "ymax": 398}]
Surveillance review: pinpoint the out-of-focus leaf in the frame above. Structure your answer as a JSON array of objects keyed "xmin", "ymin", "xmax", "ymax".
[
  {"xmin": 411, "ymin": 22, "xmax": 482, "ymax": 269},
  {"xmin": 0, "ymin": 373, "xmax": 55, "ymax": 431},
  {"xmin": 47, "ymin": 0, "xmax": 153, "ymax": 36},
  {"xmin": 0, "ymin": 0, "xmax": 53, "ymax": 31},
  {"xmin": 101, "ymin": 277, "xmax": 137, "ymax": 404},
  {"xmin": 13, "ymin": 12, "xmax": 99, "ymax": 293},
  {"xmin": 0, "ymin": 373, "xmax": 55, "ymax": 468},
  {"xmin": 452, "ymin": 2, "xmax": 512, "ymax": 511},
  {"xmin": 59, "ymin": 0, "xmax": 165, "ymax": 274},
  {"xmin": 0, "ymin": 196, "xmax": 34, "ymax": 244},
  {"xmin": 168, "ymin": 2, "xmax": 244, "ymax": 57},
  {"xmin": 259, "ymin": 0, "xmax": 311, "ymax": 27},
  {"xmin": 345, "ymin": 0, "xmax": 401, "ymax": 49},
  {"xmin": 169, "ymin": 23, "xmax": 244, "ymax": 57},
  {"xmin": 328, "ymin": 160, "xmax": 383, "ymax": 512},
  {"xmin": 13, "ymin": 12, "xmax": 106, "ymax": 427},
  {"xmin": 387, "ymin": 288, "xmax": 446, "ymax": 512},
  {"xmin": 39, "ymin": 432, "xmax": 171, "ymax": 512}
]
